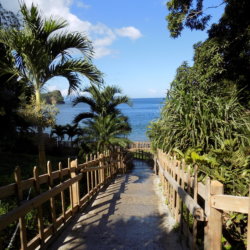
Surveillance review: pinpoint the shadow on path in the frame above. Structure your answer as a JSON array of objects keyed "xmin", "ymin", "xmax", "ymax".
[{"xmin": 50, "ymin": 160, "xmax": 185, "ymax": 250}]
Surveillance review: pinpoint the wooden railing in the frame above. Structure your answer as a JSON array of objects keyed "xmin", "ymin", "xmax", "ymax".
[
  {"xmin": 127, "ymin": 142, "xmax": 152, "ymax": 160},
  {"xmin": 0, "ymin": 150, "xmax": 127, "ymax": 249},
  {"xmin": 128, "ymin": 141, "xmax": 151, "ymax": 150},
  {"xmin": 155, "ymin": 149, "xmax": 250, "ymax": 250}
]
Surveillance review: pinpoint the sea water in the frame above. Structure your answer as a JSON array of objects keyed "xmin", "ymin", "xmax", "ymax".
[{"xmin": 54, "ymin": 97, "xmax": 164, "ymax": 141}]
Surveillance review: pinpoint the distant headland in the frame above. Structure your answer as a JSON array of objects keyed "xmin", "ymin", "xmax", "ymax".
[{"xmin": 41, "ymin": 90, "xmax": 65, "ymax": 104}]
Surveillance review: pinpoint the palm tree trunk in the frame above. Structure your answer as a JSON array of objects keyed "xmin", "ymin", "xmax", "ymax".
[
  {"xmin": 38, "ymin": 126, "xmax": 46, "ymax": 172},
  {"xmin": 36, "ymin": 89, "xmax": 47, "ymax": 173}
]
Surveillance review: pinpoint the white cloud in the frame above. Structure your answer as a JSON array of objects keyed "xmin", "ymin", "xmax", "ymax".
[
  {"xmin": 61, "ymin": 89, "xmax": 69, "ymax": 97},
  {"xmin": 76, "ymin": 1, "xmax": 90, "ymax": 9},
  {"xmin": 94, "ymin": 47, "xmax": 113, "ymax": 59},
  {"xmin": 1, "ymin": 0, "xmax": 142, "ymax": 59},
  {"xmin": 148, "ymin": 88, "xmax": 158, "ymax": 94},
  {"xmin": 116, "ymin": 26, "xmax": 142, "ymax": 40},
  {"xmin": 47, "ymin": 85, "xmax": 57, "ymax": 92}
]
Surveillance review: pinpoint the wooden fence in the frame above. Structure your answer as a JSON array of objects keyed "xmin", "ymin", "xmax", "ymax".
[
  {"xmin": 0, "ymin": 150, "xmax": 127, "ymax": 250},
  {"xmin": 155, "ymin": 149, "xmax": 250, "ymax": 250},
  {"xmin": 127, "ymin": 142, "xmax": 151, "ymax": 160},
  {"xmin": 128, "ymin": 141, "xmax": 151, "ymax": 150}
]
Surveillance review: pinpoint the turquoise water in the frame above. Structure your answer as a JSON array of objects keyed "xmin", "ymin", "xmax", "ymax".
[{"xmin": 54, "ymin": 97, "xmax": 164, "ymax": 141}]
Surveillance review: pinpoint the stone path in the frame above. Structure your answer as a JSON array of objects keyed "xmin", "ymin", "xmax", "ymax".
[{"xmin": 50, "ymin": 160, "xmax": 185, "ymax": 250}]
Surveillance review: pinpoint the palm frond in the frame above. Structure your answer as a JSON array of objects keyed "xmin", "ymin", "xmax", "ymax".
[
  {"xmin": 49, "ymin": 32, "xmax": 93, "ymax": 60},
  {"xmin": 73, "ymin": 112, "xmax": 94, "ymax": 124},
  {"xmin": 48, "ymin": 59, "xmax": 103, "ymax": 88}
]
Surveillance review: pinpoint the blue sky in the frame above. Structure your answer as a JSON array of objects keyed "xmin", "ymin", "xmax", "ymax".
[{"xmin": 2, "ymin": 0, "xmax": 225, "ymax": 98}]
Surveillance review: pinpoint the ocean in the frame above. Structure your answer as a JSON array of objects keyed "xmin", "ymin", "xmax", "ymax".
[{"xmin": 54, "ymin": 97, "xmax": 164, "ymax": 142}]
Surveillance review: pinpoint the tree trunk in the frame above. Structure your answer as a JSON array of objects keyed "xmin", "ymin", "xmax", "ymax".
[
  {"xmin": 38, "ymin": 126, "xmax": 46, "ymax": 173},
  {"xmin": 35, "ymin": 89, "xmax": 47, "ymax": 173}
]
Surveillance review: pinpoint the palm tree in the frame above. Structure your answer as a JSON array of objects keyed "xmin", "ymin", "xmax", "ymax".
[
  {"xmin": 73, "ymin": 85, "xmax": 132, "ymax": 153},
  {"xmin": 65, "ymin": 124, "xmax": 82, "ymax": 147},
  {"xmin": 51, "ymin": 125, "xmax": 66, "ymax": 144},
  {"xmin": 73, "ymin": 85, "xmax": 131, "ymax": 124},
  {"xmin": 0, "ymin": 3, "xmax": 102, "ymax": 172},
  {"xmin": 81, "ymin": 114, "xmax": 131, "ymax": 153}
]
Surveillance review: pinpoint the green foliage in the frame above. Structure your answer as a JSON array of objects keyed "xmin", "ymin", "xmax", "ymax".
[
  {"xmin": 223, "ymin": 212, "xmax": 247, "ymax": 249},
  {"xmin": 208, "ymin": 0, "xmax": 250, "ymax": 107},
  {"xmin": 18, "ymin": 97, "xmax": 58, "ymax": 128},
  {"xmin": 150, "ymin": 6, "xmax": 250, "ymax": 245},
  {"xmin": 165, "ymin": 0, "xmax": 250, "ymax": 106},
  {"xmin": 0, "ymin": 3, "xmax": 103, "ymax": 96},
  {"xmin": 64, "ymin": 124, "xmax": 82, "ymax": 141},
  {"xmin": 78, "ymin": 114, "xmax": 131, "ymax": 153},
  {"xmin": 166, "ymin": 0, "xmax": 212, "ymax": 38},
  {"xmin": 0, "ymin": 3, "xmax": 103, "ymax": 169},
  {"xmin": 0, "ymin": 4, "xmax": 32, "ymax": 148},
  {"xmin": 148, "ymin": 63, "xmax": 250, "ymax": 155},
  {"xmin": 51, "ymin": 124, "xmax": 67, "ymax": 142},
  {"xmin": 73, "ymin": 84, "xmax": 131, "ymax": 124},
  {"xmin": 73, "ymin": 84, "xmax": 132, "ymax": 154},
  {"xmin": 174, "ymin": 141, "xmax": 250, "ymax": 196}
]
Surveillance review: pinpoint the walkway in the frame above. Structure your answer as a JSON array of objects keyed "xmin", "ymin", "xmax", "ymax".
[{"xmin": 50, "ymin": 160, "xmax": 184, "ymax": 250}]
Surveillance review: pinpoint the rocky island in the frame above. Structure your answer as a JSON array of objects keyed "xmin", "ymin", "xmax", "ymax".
[{"xmin": 41, "ymin": 90, "xmax": 65, "ymax": 104}]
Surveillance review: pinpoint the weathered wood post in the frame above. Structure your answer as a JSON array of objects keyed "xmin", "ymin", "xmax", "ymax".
[
  {"xmin": 90, "ymin": 154, "xmax": 94, "ymax": 191},
  {"xmin": 204, "ymin": 177, "xmax": 211, "ymax": 249},
  {"xmin": 94, "ymin": 155, "xmax": 97, "ymax": 189},
  {"xmin": 173, "ymin": 156, "xmax": 177, "ymax": 219},
  {"xmin": 86, "ymin": 155, "xmax": 90, "ymax": 196},
  {"xmin": 14, "ymin": 167, "xmax": 27, "ymax": 250},
  {"xmin": 33, "ymin": 166, "xmax": 45, "ymax": 245},
  {"xmin": 175, "ymin": 161, "xmax": 180, "ymax": 223},
  {"xmin": 153, "ymin": 155, "xmax": 157, "ymax": 175},
  {"xmin": 58, "ymin": 162, "xmax": 66, "ymax": 223},
  {"xmin": 206, "ymin": 180, "xmax": 224, "ymax": 250},
  {"xmin": 180, "ymin": 160, "xmax": 185, "ymax": 236},
  {"xmin": 247, "ymin": 187, "xmax": 250, "ymax": 250},
  {"xmin": 68, "ymin": 158, "xmax": 74, "ymax": 213},
  {"xmin": 70, "ymin": 159, "xmax": 80, "ymax": 212},
  {"xmin": 99, "ymin": 154, "xmax": 104, "ymax": 184},
  {"xmin": 186, "ymin": 165, "xmax": 191, "ymax": 247},
  {"xmin": 47, "ymin": 161, "xmax": 57, "ymax": 232},
  {"xmin": 192, "ymin": 165, "xmax": 198, "ymax": 250},
  {"xmin": 122, "ymin": 152, "xmax": 126, "ymax": 174},
  {"xmin": 117, "ymin": 148, "xmax": 120, "ymax": 172}
]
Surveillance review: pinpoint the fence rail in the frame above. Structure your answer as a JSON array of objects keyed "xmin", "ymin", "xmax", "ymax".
[
  {"xmin": 155, "ymin": 149, "xmax": 250, "ymax": 250},
  {"xmin": 128, "ymin": 141, "xmax": 150, "ymax": 150},
  {"xmin": 0, "ymin": 150, "xmax": 127, "ymax": 250}
]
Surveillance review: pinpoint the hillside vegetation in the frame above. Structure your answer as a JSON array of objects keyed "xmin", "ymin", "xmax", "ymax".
[{"xmin": 41, "ymin": 90, "xmax": 65, "ymax": 104}]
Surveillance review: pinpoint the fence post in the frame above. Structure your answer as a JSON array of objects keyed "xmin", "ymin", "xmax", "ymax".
[
  {"xmin": 207, "ymin": 180, "xmax": 223, "ymax": 250},
  {"xmin": 121, "ymin": 152, "xmax": 126, "ymax": 174},
  {"xmin": 58, "ymin": 162, "xmax": 66, "ymax": 223},
  {"xmin": 247, "ymin": 187, "xmax": 250, "ymax": 250},
  {"xmin": 204, "ymin": 177, "xmax": 211, "ymax": 249},
  {"xmin": 14, "ymin": 167, "xmax": 27, "ymax": 250},
  {"xmin": 192, "ymin": 165, "xmax": 198, "ymax": 250},
  {"xmin": 70, "ymin": 159, "xmax": 80, "ymax": 212},
  {"xmin": 94, "ymin": 155, "xmax": 97, "ymax": 189},
  {"xmin": 175, "ymin": 161, "xmax": 180, "ymax": 223},
  {"xmin": 90, "ymin": 155, "xmax": 94, "ymax": 191},
  {"xmin": 180, "ymin": 160, "xmax": 185, "ymax": 236},
  {"xmin": 33, "ymin": 166, "xmax": 45, "ymax": 245},
  {"xmin": 85, "ymin": 155, "xmax": 90, "ymax": 197},
  {"xmin": 117, "ymin": 148, "xmax": 120, "ymax": 172},
  {"xmin": 47, "ymin": 161, "xmax": 57, "ymax": 232},
  {"xmin": 99, "ymin": 154, "xmax": 104, "ymax": 184},
  {"xmin": 154, "ymin": 155, "xmax": 157, "ymax": 175}
]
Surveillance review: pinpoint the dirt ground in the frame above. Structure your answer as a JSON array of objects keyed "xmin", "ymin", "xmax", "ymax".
[{"xmin": 49, "ymin": 160, "xmax": 186, "ymax": 250}]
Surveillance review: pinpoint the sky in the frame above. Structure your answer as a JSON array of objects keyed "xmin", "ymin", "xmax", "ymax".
[{"xmin": 1, "ymin": 0, "xmax": 225, "ymax": 98}]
